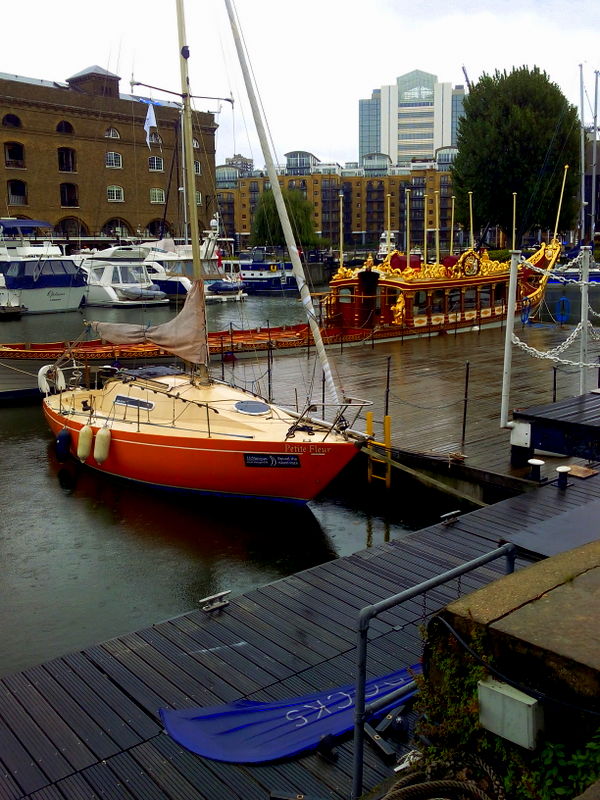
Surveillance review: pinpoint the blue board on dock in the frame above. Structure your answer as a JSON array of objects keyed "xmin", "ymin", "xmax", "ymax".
[{"xmin": 159, "ymin": 664, "xmax": 420, "ymax": 763}]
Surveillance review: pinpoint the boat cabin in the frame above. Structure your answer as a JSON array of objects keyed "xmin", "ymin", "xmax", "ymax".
[{"xmin": 0, "ymin": 256, "xmax": 85, "ymax": 290}]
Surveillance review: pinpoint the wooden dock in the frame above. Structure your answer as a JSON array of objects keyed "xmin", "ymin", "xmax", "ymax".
[
  {"xmin": 2, "ymin": 452, "xmax": 599, "ymax": 800},
  {"xmin": 228, "ymin": 320, "xmax": 597, "ymax": 481}
]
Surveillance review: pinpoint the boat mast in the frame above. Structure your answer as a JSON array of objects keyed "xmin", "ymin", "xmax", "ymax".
[
  {"xmin": 223, "ymin": 0, "xmax": 341, "ymax": 404},
  {"xmin": 338, "ymin": 190, "xmax": 344, "ymax": 270},
  {"xmin": 385, "ymin": 193, "xmax": 391, "ymax": 255},
  {"xmin": 580, "ymin": 63, "xmax": 586, "ymax": 244},
  {"xmin": 592, "ymin": 70, "xmax": 598, "ymax": 245},
  {"xmin": 175, "ymin": 0, "xmax": 209, "ymax": 381},
  {"xmin": 405, "ymin": 189, "xmax": 411, "ymax": 263}
]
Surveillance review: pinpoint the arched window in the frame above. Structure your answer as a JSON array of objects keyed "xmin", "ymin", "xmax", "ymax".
[
  {"xmin": 104, "ymin": 127, "xmax": 120, "ymax": 139},
  {"xmin": 147, "ymin": 219, "xmax": 173, "ymax": 237},
  {"xmin": 7, "ymin": 179, "xmax": 27, "ymax": 205},
  {"xmin": 101, "ymin": 218, "xmax": 131, "ymax": 237},
  {"xmin": 105, "ymin": 151, "xmax": 122, "ymax": 168},
  {"xmin": 56, "ymin": 121, "xmax": 74, "ymax": 134},
  {"xmin": 148, "ymin": 156, "xmax": 163, "ymax": 171},
  {"xmin": 58, "ymin": 147, "xmax": 76, "ymax": 172},
  {"xmin": 149, "ymin": 132, "xmax": 162, "ymax": 145},
  {"xmin": 194, "ymin": 160, "xmax": 201, "ymax": 175},
  {"xmin": 150, "ymin": 188, "xmax": 165, "ymax": 204},
  {"xmin": 192, "ymin": 137, "xmax": 200, "ymax": 149},
  {"xmin": 195, "ymin": 191, "xmax": 202, "ymax": 206},
  {"xmin": 4, "ymin": 142, "xmax": 25, "ymax": 169},
  {"xmin": 60, "ymin": 183, "xmax": 79, "ymax": 207},
  {"xmin": 107, "ymin": 185, "xmax": 124, "ymax": 202},
  {"xmin": 56, "ymin": 217, "xmax": 88, "ymax": 237},
  {"xmin": 2, "ymin": 114, "xmax": 22, "ymax": 128}
]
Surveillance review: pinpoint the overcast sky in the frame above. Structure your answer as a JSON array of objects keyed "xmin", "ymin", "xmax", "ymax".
[{"xmin": 3, "ymin": 0, "xmax": 599, "ymax": 167}]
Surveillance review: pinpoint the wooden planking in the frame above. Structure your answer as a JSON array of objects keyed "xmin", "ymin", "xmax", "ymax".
[
  {"xmin": 266, "ymin": 323, "xmax": 594, "ymax": 478},
  {"xmin": 57, "ymin": 652, "xmax": 161, "ymax": 740},
  {"xmin": 4, "ymin": 667, "xmax": 119, "ymax": 761}
]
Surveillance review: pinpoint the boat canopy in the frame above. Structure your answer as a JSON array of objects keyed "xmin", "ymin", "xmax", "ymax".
[
  {"xmin": 0, "ymin": 219, "xmax": 53, "ymax": 232},
  {"xmin": 159, "ymin": 664, "xmax": 420, "ymax": 763}
]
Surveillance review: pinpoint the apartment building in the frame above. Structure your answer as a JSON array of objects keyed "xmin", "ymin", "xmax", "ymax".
[{"xmin": 216, "ymin": 149, "xmax": 461, "ymax": 254}]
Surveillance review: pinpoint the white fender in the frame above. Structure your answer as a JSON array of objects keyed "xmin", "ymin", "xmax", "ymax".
[
  {"xmin": 37, "ymin": 365, "xmax": 67, "ymax": 394},
  {"xmin": 77, "ymin": 425, "xmax": 93, "ymax": 462},
  {"xmin": 37, "ymin": 365, "xmax": 52, "ymax": 394},
  {"xmin": 93, "ymin": 427, "xmax": 111, "ymax": 465},
  {"xmin": 55, "ymin": 368, "xmax": 66, "ymax": 391}
]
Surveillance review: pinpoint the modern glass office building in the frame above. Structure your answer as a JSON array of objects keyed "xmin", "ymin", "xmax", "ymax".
[
  {"xmin": 359, "ymin": 71, "xmax": 464, "ymax": 166},
  {"xmin": 358, "ymin": 89, "xmax": 381, "ymax": 162}
]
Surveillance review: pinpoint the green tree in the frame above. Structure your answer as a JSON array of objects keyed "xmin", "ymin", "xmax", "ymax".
[
  {"xmin": 451, "ymin": 66, "xmax": 580, "ymax": 245},
  {"xmin": 249, "ymin": 189, "xmax": 321, "ymax": 248}
]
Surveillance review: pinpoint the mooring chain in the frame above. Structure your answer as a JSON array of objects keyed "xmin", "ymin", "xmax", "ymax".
[
  {"xmin": 527, "ymin": 250, "xmax": 599, "ymax": 285},
  {"xmin": 512, "ymin": 322, "xmax": 600, "ymax": 367}
]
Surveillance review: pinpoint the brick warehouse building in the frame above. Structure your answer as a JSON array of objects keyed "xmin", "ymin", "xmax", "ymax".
[{"xmin": 0, "ymin": 66, "xmax": 216, "ymax": 249}]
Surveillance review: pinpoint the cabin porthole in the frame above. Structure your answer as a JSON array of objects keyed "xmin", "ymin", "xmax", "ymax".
[{"xmin": 234, "ymin": 400, "xmax": 270, "ymax": 416}]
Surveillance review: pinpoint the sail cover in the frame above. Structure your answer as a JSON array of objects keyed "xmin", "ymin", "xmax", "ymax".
[
  {"xmin": 89, "ymin": 280, "xmax": 208, "ymax": 364},
  {"xmin": 159, "ymin": 664, "xmax": 420, "ymax": 763}
]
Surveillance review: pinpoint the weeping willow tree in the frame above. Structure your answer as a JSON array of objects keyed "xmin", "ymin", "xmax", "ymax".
[
  {"xmin": 451, "ymin": 66, "xmax": 580, "ymax": 245},
  {"xmin": 249, "ymin": 188, "xmax": 321, "ymax": 248}
]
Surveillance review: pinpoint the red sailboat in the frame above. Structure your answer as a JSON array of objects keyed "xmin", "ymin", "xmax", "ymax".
[{"xmin": 41, "ymin": 0, "xmax": 368, "ymax": 502}]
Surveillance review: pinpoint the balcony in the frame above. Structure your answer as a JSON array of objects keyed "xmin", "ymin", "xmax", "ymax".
[
  {"xmin": 8, "ymin": 195, "xmax": 27, "ymax": 205},
  {"xmin": 5, "ymin": 159, "xmax": 25, "ymax": 169}
]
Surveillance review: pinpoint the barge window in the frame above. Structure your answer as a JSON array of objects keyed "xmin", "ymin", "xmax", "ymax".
[
  {"xmin": 413, "ymin": 290, "xmax": 428, "ymax": 316},
  {"xmin": 431, "ymin": 289, "xmax": 445, "ymax": 313},
  {"xmin": 494, "ymin": 282, "xmax": 506, "ymax": 306},
  {"xmin": 480, "ymin": 286, "xmax": 491, "ymax": 308},
  {"xmin": 339, "ymin": 287, "xmax": 353, "ymax": 304},
  {"xmin": 448, "ymin": 288, "xmax": 461, "ymax": 312},
  {"xmin": 464, "ymin": 287, "xmax": 477, "ymax": 310}
]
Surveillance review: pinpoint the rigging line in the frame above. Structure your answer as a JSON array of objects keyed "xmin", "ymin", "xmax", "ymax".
[
  {"xmin": 519, "ymin": 102, "xmax": 569, "ymax": 232},
  {"xmin": 229, "ymin": 0, "xmax": 285, "ymax": 251},
  {"xmin": 584, "ymin": 82, "xmax": 595, "ymax": 118}
]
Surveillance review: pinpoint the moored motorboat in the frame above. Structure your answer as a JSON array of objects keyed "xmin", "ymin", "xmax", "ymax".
[
  {"xmin": 76, "ymin": 256, "xmax": 168, "ymax": 307},
  {"xmin": 0, "ymin": 218, "xmax": 87, "ymax": 313},
  {"xmin": 0, "ymin": 287, "xmax": 26, "ymax": 320},
  {"xmin": 225, "ymin": 247, "xmax": 298, "ymax": 295}
]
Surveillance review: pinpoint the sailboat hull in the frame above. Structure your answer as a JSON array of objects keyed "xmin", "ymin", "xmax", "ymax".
[{"xmin": 43, "ymin": 394, "xmax": 360, "ymax": 503}]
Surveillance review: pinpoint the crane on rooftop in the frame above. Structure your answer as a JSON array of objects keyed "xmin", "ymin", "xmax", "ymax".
[{"xmin": 462, "ymin": 65, "xmax": 472, "ymax": 91}]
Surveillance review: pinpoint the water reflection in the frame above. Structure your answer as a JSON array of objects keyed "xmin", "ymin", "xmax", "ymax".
[{"xmin": 51, "ymin": 451, "xmax": 337, "ymax": 576}]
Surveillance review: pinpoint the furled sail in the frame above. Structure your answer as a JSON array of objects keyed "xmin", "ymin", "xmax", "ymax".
[{"xmin": 90, "ymin": 279, "xmax": 208, "ymax": 364}]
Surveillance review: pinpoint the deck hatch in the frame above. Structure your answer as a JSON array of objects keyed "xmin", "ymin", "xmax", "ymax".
[{"xmin": 115, "ymin": 395, "xmax": 155, "ymax": 410}]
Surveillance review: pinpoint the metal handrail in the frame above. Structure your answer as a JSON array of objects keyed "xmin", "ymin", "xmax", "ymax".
[{"xmin": 351, "ymin": 542, "xmax": 516, "ymax": 799}]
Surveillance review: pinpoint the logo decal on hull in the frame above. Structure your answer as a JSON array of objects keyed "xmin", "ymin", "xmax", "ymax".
[{"xmin": 244, "ymin": 454, "xmax": 301, "ymax": 468}]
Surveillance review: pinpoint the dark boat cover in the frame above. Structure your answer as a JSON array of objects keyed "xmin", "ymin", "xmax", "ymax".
[
  {"xmin": 0, "ymin": 218, "xmax": 52, "ymax": 231},
  {"xmin": 159, "ymin": 664, "xmax": 420, "ymax": 763}
]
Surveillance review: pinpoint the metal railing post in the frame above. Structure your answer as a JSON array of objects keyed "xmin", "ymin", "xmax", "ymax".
[{"xmin": 351, "ymin": 542, "xmax": 516, "ymax": 799}]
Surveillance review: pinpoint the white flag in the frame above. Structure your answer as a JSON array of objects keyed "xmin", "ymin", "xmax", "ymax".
[{"xmin": 144, "ymin": 103, "xmax": 157, "ymax": 149}]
